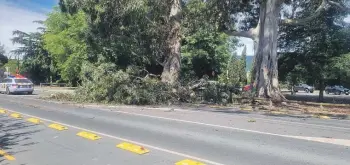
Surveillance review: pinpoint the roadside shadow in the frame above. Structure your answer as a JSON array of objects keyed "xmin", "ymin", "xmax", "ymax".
[
  {"xmin": 285, "ymin": 94, "xmax": 350, "ymax": 105},
  {"xmin": 0, "ymin": 116, "xmax": 42, "ymax": 163}
]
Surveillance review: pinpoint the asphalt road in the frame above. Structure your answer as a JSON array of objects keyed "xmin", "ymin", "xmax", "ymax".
[{"xmin": 0, "ymin": 94, "xmax": 350, "ymax": 165}]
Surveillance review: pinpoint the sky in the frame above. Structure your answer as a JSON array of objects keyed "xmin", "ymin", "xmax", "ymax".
[
  {"xmin": 0, "ymin": 0, "xmax": 349, "ymax": 57},
  {"xmin": 0, "ymin": 0, "xmax": 55, "ymax": 57}
]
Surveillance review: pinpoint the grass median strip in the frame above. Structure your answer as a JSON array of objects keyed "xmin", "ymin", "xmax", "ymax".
[
  {"xmin": 76, "ymin": 131, "xmax": 101, "ymax": 140},
  {"xmin": 175, "ymin": 159, "xmax": 206, "ymax": 165},
  {"xmin": 116, "ymin": 142, "xmax": 149, "ymax": 155},
  {"xmin": 0, "ymin": 150, "xmax": 16, "ymax": 161}
]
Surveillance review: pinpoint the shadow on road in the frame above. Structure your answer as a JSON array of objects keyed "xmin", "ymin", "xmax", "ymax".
[
  {"xmin": 284, "ymin": 93, "xmax": 350, "ymax": 105},
  {"xmin": 0, "ymin": 115, "xmax": 42, "ymax": 163}
]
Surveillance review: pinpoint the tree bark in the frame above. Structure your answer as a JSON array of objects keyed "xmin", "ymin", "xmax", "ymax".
[
  {"xmin": 252, "ymin": 0, "xmax": 285, "ymax": 102},
  {"xmin": 318, "ymin": 79, "xmax": 325, "ymax": 102},
  {"xmin": 161, "ymin": 0, "xmax": 182, "ymax": 85}
]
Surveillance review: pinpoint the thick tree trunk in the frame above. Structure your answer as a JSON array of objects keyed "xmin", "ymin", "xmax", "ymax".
[
  {"xmin": 318, "ymin": 79, "xmax": 324, "ymax": 102},
  {"xmin": 161, "ymin": 0, "xmax": 181, "ymax": 85},
  {"xmin": 252, "ymin": 0, "xmax": 285, "ymax": 102}
]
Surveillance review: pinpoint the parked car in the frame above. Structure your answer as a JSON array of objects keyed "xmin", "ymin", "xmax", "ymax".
[
  {"xmin": 293, "ymin": 84, "xmax": 314, "ymax": 93},
  {"xmin": 325, "ymin": 85, "xmax": 349, "ymax": 95},
  {"xmin": 0, "ymin": 77, "xmax": 34, "ymax": 95}
]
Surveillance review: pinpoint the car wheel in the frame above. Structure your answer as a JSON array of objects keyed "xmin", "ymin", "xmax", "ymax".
[
  {"xmin": 346, "ymin": 93, "xmax": 349, "ymax": 95},
  {"xmin": 325, "ymin": 90, "xmax": 329, "ymax": 94},
  {"xmin": 305, "ymin": 89, "xmax": 310, "ymax": 93},
  {"xmin": 336, "ymin": 91, "xmax": 341, "ymax": 95},
  {"xmin": 28, "ymin": 92, "xmax": 33, "ymax": 95}
]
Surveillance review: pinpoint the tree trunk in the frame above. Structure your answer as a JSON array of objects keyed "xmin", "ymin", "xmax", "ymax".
[
  {"xmin": 251, "ymin": 0, "xmax": 285, "ymax": 102},
  {"xmin": 318, "ymin": 79, "xmax": 324, "ymax": 102},
  {"xmin": 161, "ymin": 0, "xmax": 181, "ymax": 85}
]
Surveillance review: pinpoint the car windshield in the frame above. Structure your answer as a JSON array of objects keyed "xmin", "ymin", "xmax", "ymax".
[{"xmin": 14, "ymin": 79, "xmax": 32, "ymax": 83}]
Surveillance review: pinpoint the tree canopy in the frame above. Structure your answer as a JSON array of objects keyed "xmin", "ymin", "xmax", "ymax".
[{"xmin": 6, "ymin": 0, "xmax": 350, "ymax": 104}]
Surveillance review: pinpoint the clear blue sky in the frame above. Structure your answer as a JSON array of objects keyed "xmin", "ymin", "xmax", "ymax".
[{"xmin": 2, "ymin": 0, "xmax": 56, "ymax": 13}]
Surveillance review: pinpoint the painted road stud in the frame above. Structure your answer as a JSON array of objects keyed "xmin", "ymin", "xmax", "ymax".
[
  {"xmin": 318, "ymin": 115, "xmax": 330, "ymax": 119},
  {"xmin": 0, "ymin": 150, "xmax": 15, "ymax": 161},
  {"xmin": 76, "ymin": 131, "xmax": 101, "ymax": 140},
  {"xmin": 175, "ymin": 159, "xmax": 206, "ymax": 165},
  {"xmin": 48, "ymin": 123, "xmax": 68, "ymax": 131},
  {"xmin": 9, "ymin": 113, "xmax": 22, "ymax": 119},
  {"xmin": 0, "ymin": 109, "xmax": 7, "ymax": 114},
  {"xmin": 27, "ymin": 118, "xmax": 42, "ymax": 124},
  {"xmin": 116, "ymin": 142, "xmax": 149, "ymax": 155}
]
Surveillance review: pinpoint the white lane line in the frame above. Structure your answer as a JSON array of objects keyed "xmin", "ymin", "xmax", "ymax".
[
  {"xmin": 111, "ymin": 107, "xmax": 350, "ymax": 130},
  {"xmin": 8, "ymin": 96, "xmax": 350, "ymax": 129},
  {"xmin": 5, "ymin": 109, "xmax": 225, "ymax": 165},
  {"xmin": 94, "ymin": 108, "xmax": 350, "ymax": 147}
]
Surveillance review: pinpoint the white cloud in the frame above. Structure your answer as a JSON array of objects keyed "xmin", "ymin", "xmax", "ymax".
[
  {"xmin": 0, "ymin": 3, "xmax": 47, "ymax": 57},
  {"xmin": 236, "ymin": 37, "xmax": 254, "ymax": 56},
  {"xmin": 345, "ymin": 15, "xmax": 350, "ymax": 23}
]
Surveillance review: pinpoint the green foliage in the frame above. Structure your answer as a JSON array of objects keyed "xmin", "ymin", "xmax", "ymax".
[
  {"xmin": 218, "ymin": 54, "xmax": 240, "ymax": 86},
  {"xmin": 279, "ymin": 1, "xmax": 350, "ymax": 91},
  {"xmin": 239, "ymin": 46, "xmax": 247, "ymax": 85},
  {"xmin": 0, "ymin": 42, "xmax": 9, "ymax": 68},
  {"xmin": 76, "ymin": 63, "xmax": 174, "ymax": 104},
  {"xmin": 44, "ymin": 9, "xmax": 87, "ymax": 85},
  {"xmin": 332, "ymin": 53, "xmax": 350, "ymax": 87},
  {"xmin": 11, "ymin": 29, "xmax": 57, "ymax": 83},
  {"xmin": 1, "ymin": 59, "xmax": 19, "ymax": 73},
  {"xmin": 181, "ymin": 0, "xmax": 234, "ymax": 80}
]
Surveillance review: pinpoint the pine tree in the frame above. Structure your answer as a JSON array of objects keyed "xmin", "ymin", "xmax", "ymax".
[{"xmin": 239, "ymin": 45, "xmax": 247, "ymax": 85}]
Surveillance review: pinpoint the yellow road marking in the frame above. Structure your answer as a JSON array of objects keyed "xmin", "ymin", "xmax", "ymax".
[
  {"xmin": 0, "ymin": 150, "xmax": 16, "ymax": 161},
  {"xmin": 27, "ymin": 118, "xmax": 42, "ymax": 124},
  {"xmin": 116, "ymin": 142, "xmax": 149, "ymax": 155},
  {"xmin": 4, "ymin": 154, "xmax": 15, "ymax": 160},
  {"xmin": 318, "ymin": 115, "xmax": 330, "ymax": 119},
  {"xmin": 175, "ymin": 159, "xmax": 206, "ymax": 165},
  {"xmin": 76, "ymin": 131, "xmax": 101, "ymax": 140},
  {"xmin": 10, "ymin": 113, "xmax": 22, "ymax": 119},
  {"xmin": 0, "ymin": 150, "xmax": 6, "ymax": 155},
  {"xmin": 0, "ymin": 109, "xmax": 7, "ymax": 114},
  {"xmin": 48, "ymin": 123, "xmax": 68, "ymax": 131}
]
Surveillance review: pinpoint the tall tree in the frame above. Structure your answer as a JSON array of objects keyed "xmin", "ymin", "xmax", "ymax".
[
  {"xmin": 181, "ymin": 0, "xmax": 234, "ymax": 80},
  {"xmin": 0, "ymin": 42, "xmax": 5, "ymax": 55},
  {"xmin": 11, "ymin": 29, "xmax": 55, "ymax": 83},
  {"xmin": 0, "ymin": 42, "xmax": 8, "ymax": 67},
  {"xmin": 278, "ymin": 0, "xmax": 350, "ymax": 102},
  {"xmin": 239, "ymin": 45, "xmax": 247, "ymax": 85},
  {"xmin": 44, "ymin": 8, "xmax": 87, "ymax": 85},
  {"xmin": 161, "ymin": 0, "xmax": 182, "ymax": 84},
  {"xmin": 223, "ymin": 0, "xmax": 349, "ymax": 102}
]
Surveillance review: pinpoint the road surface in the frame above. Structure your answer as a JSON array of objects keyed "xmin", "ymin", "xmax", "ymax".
[{"xmin": 0, "ymin": 94, "xmax": 350, "ymax": 165}]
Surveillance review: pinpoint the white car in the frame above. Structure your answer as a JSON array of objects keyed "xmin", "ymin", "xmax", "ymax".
[{"xmin": 0, "ymin": 78, "xmax": 34, "ymax": 95}]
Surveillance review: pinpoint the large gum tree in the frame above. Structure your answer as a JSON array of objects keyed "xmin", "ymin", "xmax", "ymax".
[{"xmin": 224, "ymin": 0, "xmax": 349, "ymax": 102}]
